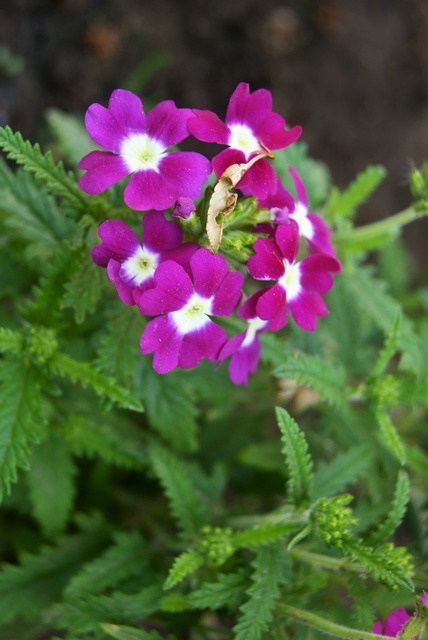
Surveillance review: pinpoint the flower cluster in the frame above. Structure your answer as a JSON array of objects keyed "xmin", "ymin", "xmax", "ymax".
[{"xmin": 80, "ymin": 83, "xmax": 341, "ymax": 384}]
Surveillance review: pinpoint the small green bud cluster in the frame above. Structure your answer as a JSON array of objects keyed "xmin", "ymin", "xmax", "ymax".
[
  {"xmin": 410, "ymin": 163, "xmax": 428, "ymax": 201},
  {"xmin": 199, "ymin": 525, "xmax": 234, "ymax": 566},
  {"xmin": 25, "ymin": 326, "xmax": 58, "ymax": 365},
  {"xmin": 312, "ymin": 495, "xmax": 358, "ymax": 548},
  {"xmin": 370, "ymin": 374, "xmax": 400, "ymax": 408}
]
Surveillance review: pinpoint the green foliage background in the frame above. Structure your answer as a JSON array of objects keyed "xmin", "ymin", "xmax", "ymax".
[{"xmin": 0, "ymin": 101, "xmax": 427, "ymax": 640}]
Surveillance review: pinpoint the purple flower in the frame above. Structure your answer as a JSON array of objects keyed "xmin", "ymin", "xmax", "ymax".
[
  {"xmin": 188, "ymin": 82, "xmax": 301, "ymax": 200},
  {"xmin": 78, "ymin": 89, "xmax": 212, "ymax": 211},
  {"xmin": 139, "ymin": 248, "xmax": 244, "ymax": 374},
  {"xmin": 172, "ymin": 197, "xmax": 196, "ymax": 219},
  {"xmin": 258, "ymin": 168, "xmax": 336, "ymax": 256},
  {"xmin": 91, "ymin": 210, "xmax": 198, "ymax": 305},
  {"xmin": 218, "ymin": 294, "xmax": 270, "ymax": 386},
  {"xmin": 246, "ymin": 221, "xmax": 341, "ymax": 331},
  {"xmin": 372, "ymin": 609, "xmax": 410, "ymax": 637}
]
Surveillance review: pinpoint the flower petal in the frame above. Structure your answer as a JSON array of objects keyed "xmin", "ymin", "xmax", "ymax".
[
  {"xmin": 140, "ymin": 316, "xmax": 182, "ymax": 374},
  {"xmin": 188, "ymin": 110, "xmax": 231, "ymax": 144},
  {"xmin": 212, "ymin": 148, "xmax": 246, "ymax": 178},
  {"xmin": 179, "ymin": 321, "xmax": 227, "ymax": 367},
  {"xmin": 142, "ymin": 210, "xmax": 183, "ymax": 253},
  {"xmin": 124, "ymin": 169, "xmax": 174, "ymax": 211},
  {"xmin": 190, "ymin": 249, "xmax": 229, "ymax": 298},
  {"xmin": 78, "ymin": 151, "xmax": 129, "ymax": 194},
  {"xmin": 92, "ymin": 219, "xmax": 140, "ymax": 267},
  {"xmin": 255, "ymin": 284, "xmax": 287, "ymax": 330},
  {"xmin": 257, "ymin": 117, "xmax": 302, "ymax": 151},
  {"xmin": 275, "ymin": 221, "xmax": 300, "ymax": 264},
  {"xmin": 289, "ymin": 166, "xmax": 308, "ymax": 206},
  {"xmin": 300, "ymin": 254, "xmax": 341, "ymax": 294},
  {"xmin": 146, "ymin": 100, "xmax": 193, "ymax": 147},
  {"xmin": 158, "ymin": 151, "xmax": 212, "ymax": 201},
  {"xmin": 239, "ymin": 157, "xmax": 278, "ymax": 200},
  {"xmin": 384, "ymin": 609, "xmax": 410, "ymax": 637},
  {"xmin": 106, "ymin": 259, "xmax": 136, "ymax": 305},
  {"xmin": 289, "ymin": 290, "xmax": 328, "ymax": 331},
  {"xmin": 306, "ymin": 213, "xmax": 336, "ymax": 255},
  {"xmin": 138, "ymin": 260, "xmax": 192, "ymax": 316},
  {"xmin": 247, "ymin": 238, "xmax": 284, "ymax": 281},
  {"xmin": 212, "ymin": 271, "xmax": 244, "ymax": 316},
  {"xmin": 226, "ymin": 83, "xmax": 272, "ymax": 130},
  {"xmin": 108, "ymin": 89, "xmax": 147, "ymax": 131},
  {"xmin": 229, "ymin": 337, "xmax": 262, "ymax": 385}
]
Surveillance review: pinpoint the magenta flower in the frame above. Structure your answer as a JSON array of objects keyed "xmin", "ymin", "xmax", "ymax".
[
  {"xmin": 246, "ymin": 221, "xmax": 341, "ymax": 331},
  {"xmin": 138, "ymin": 248, "xmax": 244, "ymax": 374},
  {"xmin": 258, "ymin": 168, "xmax": 336, "ymax": 255},
  {"xmin": 188, "ymin": 82, "xmax": 301, "ymax": 200},
  {"xmin": 91, "ymin": 210, "xmax": 198, "ymax": 306},
  {"xmin": 372, "ymin": 609, "xmax": 410, "ymax": 637},
  {"xmin": 218, "ymin": 294, "xmax": 270, "ymax": 386},
  {"xmin": 78, "ymin": 89, "xmax": 212, "ymax": 211}
]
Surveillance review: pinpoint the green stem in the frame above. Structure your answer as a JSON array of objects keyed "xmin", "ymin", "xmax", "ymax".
[
  {"xmin": 277, "ymin": 603, "xmax": 385, "ymax": 640},
  {"xmin": 336, "ymin": 206, "xmax": 428, "ymax": 252},
  {"xmin": 290, "ymin": 548, "xmax": 360, "ymax": 573}
]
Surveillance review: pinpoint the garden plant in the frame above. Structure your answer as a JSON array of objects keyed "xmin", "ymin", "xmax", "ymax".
[{"xmin": 0, "ymin": 82, "xmax": 427, "ymax": 640}]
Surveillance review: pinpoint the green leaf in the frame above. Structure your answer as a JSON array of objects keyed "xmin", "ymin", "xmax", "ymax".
[
  {"xmin": 27, "ymin": 431, "xmax": 77, "ymax": 536},
  {"xmin": 341, "ymin": 541, "xmax": 413, "ymax": 591},
  {"xmin": 0, "ymin": 358, "xmax": 47, "ymax": 499},
  {"xmin": 375, "ymin": 408, "xmax": 406, "ymax": 465},
  {"xmin": 187, "ymin": 570, "xmax": 248, "ymax": 610},
  {"xmin": 62, "ymin": 414, "xmax": 149, "ymax": 469},
  {"xmin": 102, "ymin": 624, "xmax": 165, "ymax": 640},
  {"xmin": 149, "ymin": 445, "xmax": 209, "ymax": 539},
  {"xmin": 164, "ymin": 549, "xmax": 205, "ymax": 590},
  {"xmin": 0, "ymin": 327, "xmax": 24, "ymax": 355},
  {"xmin": 311, "ymin": 445, "xmax": 372, "ymax": 500},
  {"xmin": 49, "ymin": 352, "xmax": 143, "ymax": 412},
  {"xmin": 326, "ymin": 165, "xmax": 387, "ymax": 222},
  {"xmin": 274, "ymin": 353, "xmax": 347, "ymax": 410},
  {"xmin": 0, "ymin": 514, "xmax": 110, "ymax": 624},
  {"xmin": 346, "ymin": 267, "xmax": 422, "ymax": 373},
  {"xmin": 0, "ymin": 160, "xmax": 74, "ymax": 261},
  {"xmin": 61, "ymin": 251, "xmax": 107, "ymax": 323},
  {"xmin": 0, "ymin": 125, "xmax": 92, "ymax": 213},
  {"xmin": 138, "ymin": 360, "xmax": 198, "ymax": 452},
  {"xmin": 64, "ymin": 532, "xmax": 147, "ymax": 599},
  {"xmin": 234, "ymin": 545, "xmax": 291, "ymax": 640},
  {"xmin": 45, "ymin": 108, "xmax": 98, "ymax": 166},
  {"xmin": 95, "ymin": 304, "xmax": 143, "ymax": 387},
  {"xmin": 369, "ymin": 312, "xmax": 402, "ymax": 380},
  {"xmin": 47, "ymin": 585, "xmax": 162, "ymax": 635},
  {"xmin": 275, "ymin": 407, "xmax": 313, "ymax": 505},
  {"xmin": 367, "ymin": 471, "xmax": 410, "ymax": 545}
]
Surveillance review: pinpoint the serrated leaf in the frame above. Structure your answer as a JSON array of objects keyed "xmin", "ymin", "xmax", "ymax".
[
  {"xmin": 234, "ymin": 545, "xmax": 291, "ymax": 640},
  {"xmin": 139, "ymin": 360, "xmax": 198, "ymax": 452},
  {"xmin": 369, "ymin": 312, "xmax": 402, "ymax": 380},
  {"xmin": 95, "ymin": 304, "xmax": 143, "ymax": 387},
  {"xmin": 27, "ymin": 431, "xmax": 77, "ymax": 536},
  {"xmin": 311, "ymin": 445, "xmax": 372, "ymax": 500},
  {"xmin": 0, "ymin": 327, "xmax": 24, "ymax": 355},
  {"xmin": 0, "ymin": 125, "xmax": 92, "ymax": 213},
  {"xmin": 326, "ymin": 165, "xmax": 387, "ymax": 222},
  {"xmin": 61, "ymin": 251, "xmax": 107, "ymax": 323},
  {"xmin": 64, "ymin": 532, "xmax": 147, "ymax": 599},
  {"xmin": 0, "ymin": 358, "xmax": 47, "ymax": 499},
  {"xmin": 149, "ymin": 445, "xmax": 209, "ymax": 539},
  {"xmin": 274, "ymin": 354, "xmax": 347, "ymax": 410},
  {"xmin": 375, "ymin": 409, "xmax": 406, "ymax": 465},
  {"xmin": 347, "ymin": 267, "xmax": 422, "ymax": 373},
  {"xmin": 367, "ymin": 471, "xmax": 410, "ymax": 545},
  {"xmin": 62, "ymin": 414, "xmax": 148, "ymax": 469},
  {"xmin": 102, "ymin": 624, "xmax": 165, "ymax": 640},
  {"xmin": 49, "ymin": 352, "xmax": 143, "ymax": 412},
  {"xmin": 187, "ymin": 570, "xmax": 248, "ymax": 610},
  {"xmin": 164, "ymin": 549, "xmax": 205, "ymax": 590},
  {"xmin": 47, "ymin": 585, "xmax": 162, "ymax": 635},
  {"xmin": 275, "ymin": 407, "xmax": 313, "ymax": 505},
  {"xmin": 0, "ymin": 515, "xmax": 110, "ymax": 624},
  {"xmin": 342, "ymin": 541, "xmax": 413, "ymax": 591}
]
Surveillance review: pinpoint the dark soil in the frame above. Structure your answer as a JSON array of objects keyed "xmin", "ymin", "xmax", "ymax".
[{"xmin": 1, "ymin": 0, "xmax": 428, "ymax": 262}]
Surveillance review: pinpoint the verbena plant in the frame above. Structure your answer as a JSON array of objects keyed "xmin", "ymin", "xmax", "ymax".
[{"xmin": 0, "ymin": 83, "xmax": 427, "ymax": 640}]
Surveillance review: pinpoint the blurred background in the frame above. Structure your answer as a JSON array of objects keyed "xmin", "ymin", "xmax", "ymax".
[{"xmin": 1, "ymin": 0, "xmax": 428, "ymax": 262}]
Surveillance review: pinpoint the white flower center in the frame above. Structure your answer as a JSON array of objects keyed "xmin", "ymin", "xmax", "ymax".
[
  {"xmin": 241, "ymin": 316, "xmax": 268, "ymax": 348},
  {"xmin": 279, "ymin": 260, "xmax": 301, "ymax": 300},
  {"xmin": 289, "ymin": 202, "xmax": 314, "ymax": 240},
  {"xmin": 171, "ymin": 292, "xmax": 213, "ymax": 335},
  {"xmin": 121, "ymin": 246, "xmax": 159, "ymax": 286},
  {"xmin": 120, "ymin": 133, "xmax": 165, "ymax": 173},
  {"xmin": 228, "ymin": 124, "xmax": 260, "ymax": 159}
]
